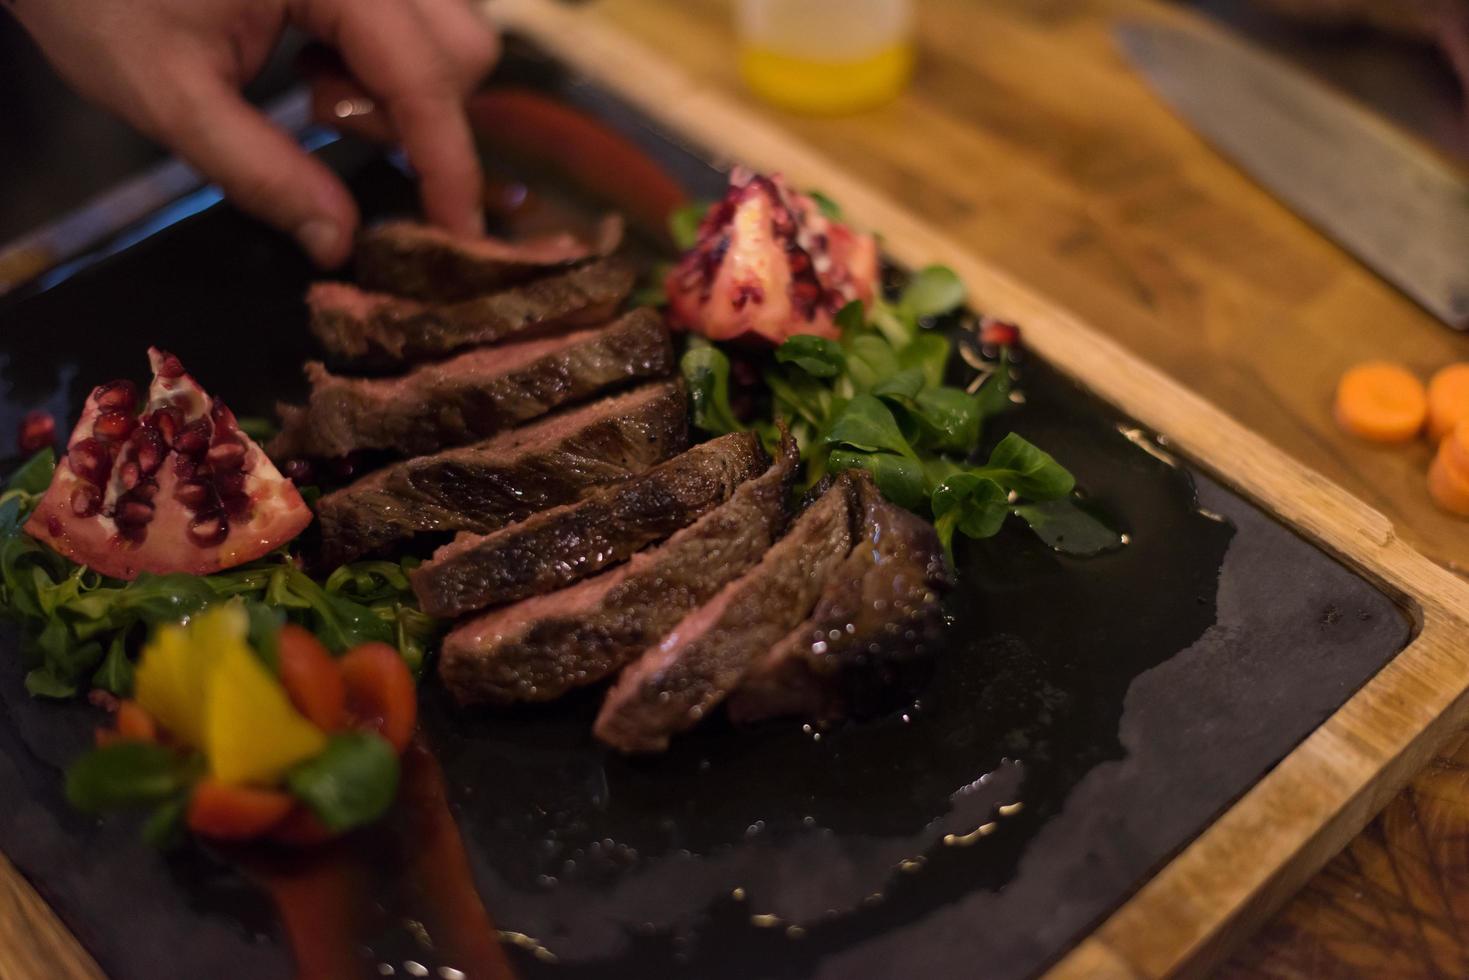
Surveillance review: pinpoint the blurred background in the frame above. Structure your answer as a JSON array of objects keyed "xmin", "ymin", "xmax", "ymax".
[{"xmin": 1, "ymin": 0, "xmax": 1464, "ymax": 243}]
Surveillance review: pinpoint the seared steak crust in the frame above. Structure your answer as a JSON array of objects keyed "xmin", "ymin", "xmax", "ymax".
[
  {"xmin": 594, "ymin": 475, "xmax": 858, "ymax": 753},
  {"xmin": 726, "ymin": 474, "xmax": 950, "ymax": 724},
  {"xmin": 270, "ymin": 309, "xmax": 673, "ymax": 459},
  {"xmin": 314, "ymin": 381, "xmax": 688, "ymax": 567},
  {"xmin": 356, "ymin": 217, "xmax": 622, "ymax": 302},
  {"xmin": 438, "ymin": 431, "xmax": 799, "ymax": 706},
  {"xmin": 308, "ymin": 258, "xmax": 636, "ymax": 369},
  {"xmin": 411, "ymin": 431, "xmax": 766, "ymax": 618}
]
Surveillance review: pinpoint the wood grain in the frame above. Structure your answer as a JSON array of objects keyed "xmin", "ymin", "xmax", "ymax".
[
  {"xmin": 485, "ymin": 1, "xmax": 1469, "ymax": 977},
  {"xmin": 0, "ymin": 852, "xmax": 103, "ymax": 980}
]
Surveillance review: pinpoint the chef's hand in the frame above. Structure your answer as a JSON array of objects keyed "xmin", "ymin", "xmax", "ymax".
[{"xmin": 8, "ymin": 0, "xmax": 499, "ymax": 266}]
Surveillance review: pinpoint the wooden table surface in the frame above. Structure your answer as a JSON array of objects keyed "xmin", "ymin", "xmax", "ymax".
[{"xmin": 582, "ymin": 0, "xmax": 1469, "ymax": 974}]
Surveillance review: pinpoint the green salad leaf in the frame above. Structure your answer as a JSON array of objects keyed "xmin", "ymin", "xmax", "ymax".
[
  {"xmin": 287, "ymin": 732, "xmax": 400, "ymax": 833},
  {"xmin": 66, "ymin": 742, "xmax": 198, "ymax": 812},
  {"xmin": 677, "ymin": 263, "xmax": 1123, "ymax": 560}
]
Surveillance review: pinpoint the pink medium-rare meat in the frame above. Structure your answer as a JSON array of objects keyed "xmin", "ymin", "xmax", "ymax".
[
  {"xmin": 437, "ymin": 430, "xmax": 800, "ymax": 705},
  {"xmin": 269, "ymin": 308, "xmax": 673, "ymax": 459},
  {"xmin": 314, "ymin": 380, "xmax": 689, "ymax": 566},
  {"xmin": 593, "ymin": 475, "xmax": 859, "ymax": 753},
  {"xmin": 355, "ymin": 215, "xmax": 625, "ymax": 302},
  {"xmin": 307, "ymin": 258, "xmax": 636, "ymax": 369},
  {"xmin": 726, "ymin": 472, "xmax": 950, "ymax": 725},
  {"xmin": 410, "ymin": 431, "xmax": 768, "ymax": 618}
]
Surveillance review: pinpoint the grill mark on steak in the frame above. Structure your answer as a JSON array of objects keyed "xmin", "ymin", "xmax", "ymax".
[
  {"xmin": 438, "ymin": 430, "xmax": 800, "ymax": 706},
  {"xmin": 594, "ymin": 474, "xmax": 859, "ymax": 753},
  {"xmin": 410, "ymin": 431, "xmax": 766, "ymax": 618},
  {"xmin": 356, "ymin": 216, "xmax": 624, "ymax": 302},
  {"xmin": 308, "ymin": 258, "xmax": 637, "ymax": 369},
  {"xmin": 726, "ymin": 473, "xmax": 950, "ymax": 725},
  {"xmin": 314, "ymin": 381, "xmax": 689, "ymax": 567},
  {"xmin": 269, "ymin": 309, "xmax": 673, "ymax": 460}
]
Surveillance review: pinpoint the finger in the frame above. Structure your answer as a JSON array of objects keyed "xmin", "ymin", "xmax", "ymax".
[
  {"xmin": 295, "ymin": 0, "xmax": 484, "ymax": 237},
  {"xmin": 155, "ymin": 68, "xmax": 359, "ymax": 266},
  {"xmin": 407, "ymin": 0, "xmax": 500, "ymax": 93}
]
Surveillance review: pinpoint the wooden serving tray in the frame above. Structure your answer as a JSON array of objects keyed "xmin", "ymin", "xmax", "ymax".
[
  {"xmin": 0, "ymin": 3, "xmax": 1467, "ymax": 978},
  {"xmin": 485, "ymin": 1, "xmax": 1469, "ymax": 976}
]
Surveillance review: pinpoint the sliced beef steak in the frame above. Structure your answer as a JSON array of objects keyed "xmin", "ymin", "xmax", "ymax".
[
  {"xmin": 356, "ymin": 216, "xmax": 623, "ymax": 301},
  {"xmin": 308, "ymin": 258, "xmax": 636, "ymax": 369},
  {"xmin": 411, "ymin": 431, "xmax": 766, "ymax": 618},
  {"xmin": 270, "ymin": 309, "xmax": 672, "ymax": 459},
  {"xmin": 315, "ymin": 381, "xmax": 688, "ymax": 567},
  {"xmin": 726, "ymin": 474, "xmax": 950, "ymax": 725},
  {"xmin": 438, "ymin": 431, "xmax": 799, "ymax": 706},
  {"xmin": 594, "ymin": 475, "xmax": 859, "ymax": 753}
]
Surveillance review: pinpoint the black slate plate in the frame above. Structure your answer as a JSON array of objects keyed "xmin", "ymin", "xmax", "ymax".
[{"xmin": 0, "ymin": 36, "xmax": 1412, "ymax": 980}]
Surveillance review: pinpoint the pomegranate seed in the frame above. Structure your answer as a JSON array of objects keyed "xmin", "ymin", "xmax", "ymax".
[
  {"xmin": 213, "ymin": 470, "xmax": 247, "ymax": 497},
  {"xmin": 187, "ymin": 512, "xmax": 228, "ymax": 547},
  {"xmin": 93, "ymin": 409, "xmax": 137, "ymax": 442},
  {"xmin": 149, "ymin": 407, "xmax": 181, "ymax": 446},
  {"xmin": 69, "ymin": 437, "xmax": 112, "ymax": 485},
  {"xmin": 18, "ymin": 410, "xmax": 55, "ymax": 455},
  {"xmin": 46, "ymin": 515, "xmax": 63, "ymax": 537},
  {"xmin": 133, "ymin": 479, "xmax": 159, "ymax": 502},
  {"xmin": 114, "ymin": 500, "xmax": 154, "ymax": 527},
  {"xmin": 979, "ymin": 320, "xmax": 1021, "ymax": 348},
  {"xmin": 69, "ymin": 484, "xmax": 101, "ymax": 517},
  {"xmin": 221, "ymin": 492, "xmax": 251, "ymax": 518},
  {"xmin": 173, "ymin": 480, "xmax": 212, "ymax": 510},
  {"xmin": 94, "ymin": 381, "xmax": 138, "ymax": 413},
  {"xmin": 133, "ymin": 432, "xmax": 165, "ymax": 475},
  {"xmin": 282, "ymin": 459, "xmax": 314, "ymax": 483},
  {"xmin": 117, "ymin": 460, "xmax": 140, "ymax": 491},
  {"xmin": 155, "ymin": 352, "xmax": 185, "ymax": 378},
  {"xmin": 210, "ymin": 400, "xmax": 235, "ymax": 430},
  {"xmin": 174, "ymin": 420, "xmax": 210, "ymax": 455},
  {"xmin": 206, "ymin": 440, "xmax": 246, "ymax": 471}
]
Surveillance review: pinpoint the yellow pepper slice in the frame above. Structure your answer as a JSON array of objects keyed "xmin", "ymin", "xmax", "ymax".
[
  {"xmin": 134, "ymin": 603, "xmax": 327, "ymax": 787},
  {"xmin": 205, "ymin": 642, "xmax": 326, "ymax": 786}
]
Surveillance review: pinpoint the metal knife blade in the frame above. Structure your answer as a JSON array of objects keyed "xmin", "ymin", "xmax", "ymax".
[{"xmin": 1116, "ymin": 19, "xmax": 1469, "ymax": 330}]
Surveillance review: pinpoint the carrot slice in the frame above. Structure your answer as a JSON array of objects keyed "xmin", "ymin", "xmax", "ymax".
[
  {"xmin": 1429, "ymin": 438, "xmax": 1469, "ymax": 516},
  {"xmin": 115, "ymin": 700, "xmax": 158, "ymax": 742},
  {"xmin": 338, "ymin": 643, "xmax": 417, "ymax": 755},
  {"xmin": 1428, "ymin": 364, "xmax": 1469, "ymax": 442},
  {"xmin": 1335, "ymin": 362, "xmax": 1427, "ymax": 443},
  {"xmin": 187, "ymin": 781, "xmax": 295, "ymax": 840},
  {"xmin": 276, "ymin": 625, "xmax": 347, "ymax": 732},
  {"xmin": 1448, "ymin": 419, "xmax": 1469, "ymax": 474}
]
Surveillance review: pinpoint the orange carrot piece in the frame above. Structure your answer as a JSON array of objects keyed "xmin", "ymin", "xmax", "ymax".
[
  {"xmin": 276, "ymin": 625, "xmax": 347, "ymax": 732},
  {"xmin": 187, "ymin": 781, "xmax": 296, "ymax": 840},
  {"xmin": 1429, "ymin": 439, "xmax": 1469, "ymax": 517},
  {"xmin": 339, "ymin": 643, "xmax": 417, "ymax": 755},
  {"xmin": 1428, "ymin": 363, "xmax": 1469, "ymax": 442},
  {"xmin": 1334, "ymin": 361, "xmax": 1427, "ymax": 443}
]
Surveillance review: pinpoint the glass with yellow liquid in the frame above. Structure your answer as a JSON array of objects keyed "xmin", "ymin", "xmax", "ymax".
[{"xmin": 736, "ymin": 0, "xmax": 914, "ymax": 114}]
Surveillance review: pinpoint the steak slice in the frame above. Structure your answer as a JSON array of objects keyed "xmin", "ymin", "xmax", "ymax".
[
  {"xmin": 308, "ymin": 258, "xmax": 637, "ymax": 369},
  {"xmin": 411, "ymin": 431, "xmax": 766, "ymax": 618},
  {"xmin": 726, "ymin": 474, "xmax": 950, "ymax": 725},
  {"xmin": 314, "ymin": 380, "xmax": 689, "ymax": 567},
  {"xmin": 438, "ymin": 431, "xmax": 799, "ymax": 706},
  {"xmin": 356, "ymin": 216, "xmax": 623, "ymax": 302},
  {"xmin": 594, "ymin": 475, "xmax": 859, "ymax": 753},
  {"xmin": 269, "ymin": 309, "xmax": 673, "ymax": 459}
]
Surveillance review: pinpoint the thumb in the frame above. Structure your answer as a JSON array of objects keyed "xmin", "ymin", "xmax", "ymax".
[{"xmin": 157, "ymin": 71, "xmax": 359, "ymax": 266}]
